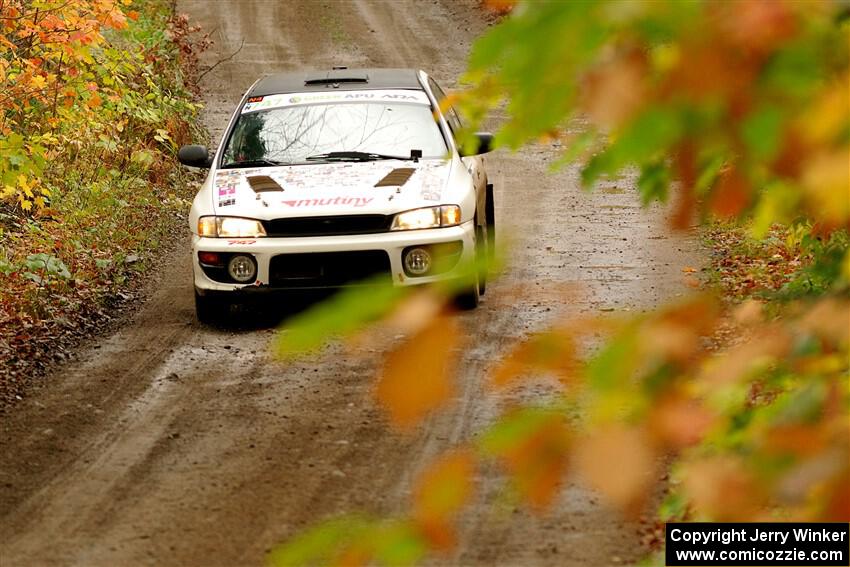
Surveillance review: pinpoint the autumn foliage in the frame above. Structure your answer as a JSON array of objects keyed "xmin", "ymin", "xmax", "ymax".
[{"xmin": 0, "ymin": 1, "xmax": 202, "ymax": 401}]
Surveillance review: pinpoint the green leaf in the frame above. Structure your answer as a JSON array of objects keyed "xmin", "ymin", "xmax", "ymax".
[
  {"xmin": 637, "ymin": 161, "xmax": 670, "ymax": 205},
  {"xmin": 477, "ymin": 407, "xmax": 557, "ymax": 456},
  {"xmin": 371, "ymin": 521, "xmax": 427, "ymax": 566},
  {"xmin": 267, "ymin": 515, "xmax": 372, "ymax": 566},
  {"xmin": 582, "ymin": 107, "xmax": 684, "ymax": 188},
  {"xmin": 274, "ymin": 278, "xmax": 407, "ymax": 357},
  {"xmin": 741, "ymin": 106, "xmax": 783, "ymax": 161}
]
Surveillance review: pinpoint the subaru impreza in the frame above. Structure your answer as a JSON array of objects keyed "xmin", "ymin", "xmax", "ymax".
[{"xmin": 178, "ymin": 68, "xmax": 494, "ymax": 322}]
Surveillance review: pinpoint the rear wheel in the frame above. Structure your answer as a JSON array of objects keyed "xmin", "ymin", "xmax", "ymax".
[
  {"xmin": 485, "ymin": 183, "xmax": 496, "ymax": 263},
  {"xmin": 195, "ymin": 290, "xmax": 228, "ymax": 325}
]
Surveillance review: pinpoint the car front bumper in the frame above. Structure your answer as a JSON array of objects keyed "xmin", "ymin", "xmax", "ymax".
[{"xmin": 192, "ymin": 220, "xmax": 476, "ymax": 293}]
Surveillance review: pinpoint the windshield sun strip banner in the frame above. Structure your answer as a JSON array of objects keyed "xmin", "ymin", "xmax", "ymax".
[{"xmin": 240, "ymin": 89, "xmax": 432, "ymax": 114}]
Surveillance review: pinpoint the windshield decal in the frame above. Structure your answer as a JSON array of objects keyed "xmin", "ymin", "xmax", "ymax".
[{"xmin": 241, "ymin": 89, "xmax": 431, "ymax": 114}]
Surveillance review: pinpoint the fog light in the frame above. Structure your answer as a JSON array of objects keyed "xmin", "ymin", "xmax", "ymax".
[
  {"xmin": 227, "ymin": 254, "xmax": 256, "ymax": 283},
  {"xmin": 403, "ymin": 247, "xmax": 432, "ymax": 277}
]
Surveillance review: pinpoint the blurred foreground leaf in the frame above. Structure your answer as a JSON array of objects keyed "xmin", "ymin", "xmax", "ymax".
[{"xmin": 376, "ymin": 314, "xmax": 464, "ymax": 430}]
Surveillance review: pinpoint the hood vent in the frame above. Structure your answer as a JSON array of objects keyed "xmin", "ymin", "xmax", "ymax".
[
  {"xmin": 247, "ymin": 175, "xmax": 284, "ymax": 193},
  {"xmin": 374, "ymin": 168, "xmax": 415, "ymax": 188}
]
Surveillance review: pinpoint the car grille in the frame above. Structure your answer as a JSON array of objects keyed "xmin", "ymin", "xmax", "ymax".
[
  {"xmin": 269, "ymin": 251, "xmax": 392, "ymax": 288},
  {"xmin": 263, "ymin": 215, "xmax": 392, "ymax": 237}
]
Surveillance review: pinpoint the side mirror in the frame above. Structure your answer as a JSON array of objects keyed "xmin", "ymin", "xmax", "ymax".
[
  {"xmin": 458, "ymin": 132, "xmax": 494, "ymax": 157},
  {"xmin": 178, "ymin": 144, "xmax": 212, "ymax": 168}
]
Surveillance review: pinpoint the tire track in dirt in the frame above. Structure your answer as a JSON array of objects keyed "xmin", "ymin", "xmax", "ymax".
[{"xmin": 0, "ymin": 2, "xmax": 699, "ymax": 566}]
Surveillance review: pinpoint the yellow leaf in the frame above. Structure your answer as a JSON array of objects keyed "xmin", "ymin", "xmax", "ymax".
[
  {"xmin": 29, "ymin": 75, "xmax": 46, "ymax": 90},
  {"xmin": 801, "ymin": 76, "xmax": 850, "ymax": 146},
  {"xmin": 802, "ymin": 148, "xmax": 850, "ymax": 227}
]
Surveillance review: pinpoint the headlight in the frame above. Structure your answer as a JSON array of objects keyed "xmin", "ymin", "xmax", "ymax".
[
  {"xmin": 197, "ymin": 216, "xmax": 267, "ymax": 238},
  {"xmin": 391, "ymin": 205, "xmax": 461, "ymax": 231}
]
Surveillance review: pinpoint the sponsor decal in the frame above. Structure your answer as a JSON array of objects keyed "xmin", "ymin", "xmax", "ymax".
[
  {"xmin": 218, "ymin": 185, "xmax": 236, "ymax": 196},
  {"xmin": 227, "ymin": 239, "xmax": 257, "ymax": 245},
  {"xmin": 419, "ymin": 170, "xmax": 443, "ymax": 201},
  {"xmin": 218, "ymin": 198, "xmax": 236, "ymax": 207},
  {"xmin": 241, "ymin": 89, "xmax": 431, "ymax": 114},
  {"xmin": 282, "ymin": 196, "xmax": 374, "ymax": 208}
]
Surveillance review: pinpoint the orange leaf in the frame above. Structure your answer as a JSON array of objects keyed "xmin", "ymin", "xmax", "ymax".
[
  {"xmin": 86, "ymin": 92, "xmax": 102, "ymax": 108},
  {"xmin": 412, "ymin": 450, "xmax": 476, "ymax": 551},
  {"xmin": 413, "ymin": 450, "xmax": 476, "ymax": 522},
  {"xmin": 375, "ymin": 315, "xmax": 463, "ymax": 429},
  {"xmin": 710, "ymin": 166, "xmax": 751, "ymax": 218},
  {"xmin": 496, "ymin": 412, "xmax": 572, "ymax": 511},
  {"xmin": 490, "ymin": 323, "xmax": 584, "ymax": 389},
  {"xmin": 698, "ymin": 327, "xmax": 792, "ymax": 384},
  {"xmin": 582, "ymin": 48, "xmax": 647, "ymax": 129},
  {"xmin": 648, "ymin": 393, "xmax": 716, "ymax": 449},
  {"xmin": 681, "ymin": 456, "xmax": 765, "ymax": 521},
  {"xmin": 482, "ymin": 0, "xmax": 515, "ymax": 15},
  {"xmin": 575, "ymin": 425, "xmax": 656, "ymax": 515}
]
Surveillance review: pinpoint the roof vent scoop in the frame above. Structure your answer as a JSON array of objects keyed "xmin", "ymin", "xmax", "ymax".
[
  {"xmin": 374, "ymin": 168, "xmax": 416, "ymax": 188},
  {"xmin": 305, "ymin": 71, "xmax": 369, "ymax": 87}
]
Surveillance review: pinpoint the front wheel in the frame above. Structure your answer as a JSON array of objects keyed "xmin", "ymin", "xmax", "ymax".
[
  {"xmin": 195, "ymin": 290, "xmax": 228, "ymax": 325},
  {"xmin": 476, "ymin": 223, "xmax": 487, "ymax": 296},
  {"xmin": 454, "ymin": 272, "xmax": 480, "ymax": 310},
  {"xmin": 454, "ymin": 226, "xmax": 483, "ymax": 310}
]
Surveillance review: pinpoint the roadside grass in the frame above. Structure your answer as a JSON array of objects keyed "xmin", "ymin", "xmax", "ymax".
[{"xmin": 0, "ymin": 1, "xmax": 206, "ymax": 408}]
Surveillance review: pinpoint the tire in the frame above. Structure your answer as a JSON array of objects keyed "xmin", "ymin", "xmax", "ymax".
[
  {"xmin": 485, "ymin": 183, "xmax": 496, "ymax": 262},
  {"xmin": 476, "ymin": 223, "xmax": 487, "ymax": 296},
  {"xmin": 455, "ymin": 225, "xmax": 483, "ymax": 310},
  {"xmin": 454, "ymin": 271, "xmax": 480, "ymax": 310},
  {"xmin": 195, "ymin": 290, "xmax": 227, "ymax": 325}
]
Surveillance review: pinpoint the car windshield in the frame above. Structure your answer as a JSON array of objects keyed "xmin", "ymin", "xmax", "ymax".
[{"xmin": 221, "ymin": 102, "xmax": 447, "ymax": 167}]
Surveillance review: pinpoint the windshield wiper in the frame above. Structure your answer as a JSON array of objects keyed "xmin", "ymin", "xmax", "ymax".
[
  {"xmin": 305, "ymin": 151, "xmax": 408, "ymax": 163},
  {"xmin": 222, "ymin": 158, "xmax": 286, "ymax": 169}
]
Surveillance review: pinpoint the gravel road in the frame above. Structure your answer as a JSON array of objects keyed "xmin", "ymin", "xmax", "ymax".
[{"xmin": 0, "ymin": 1, "xmax": 699, "ymax": 565}]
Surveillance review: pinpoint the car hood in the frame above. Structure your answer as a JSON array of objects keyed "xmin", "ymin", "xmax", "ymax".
[{"xmin": 210, "ymin": 160, "xmax": 453, "ymax": 218}]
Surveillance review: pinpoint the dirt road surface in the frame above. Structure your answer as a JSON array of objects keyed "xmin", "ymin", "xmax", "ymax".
[{"xmin": 0, "ymin": 1, "xmax": 699, "ymax": 565}]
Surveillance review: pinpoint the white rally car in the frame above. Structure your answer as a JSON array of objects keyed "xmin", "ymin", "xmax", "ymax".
[{"xmin": 178, "ymin": 68, "xmax": 494, "ymax": 323}]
